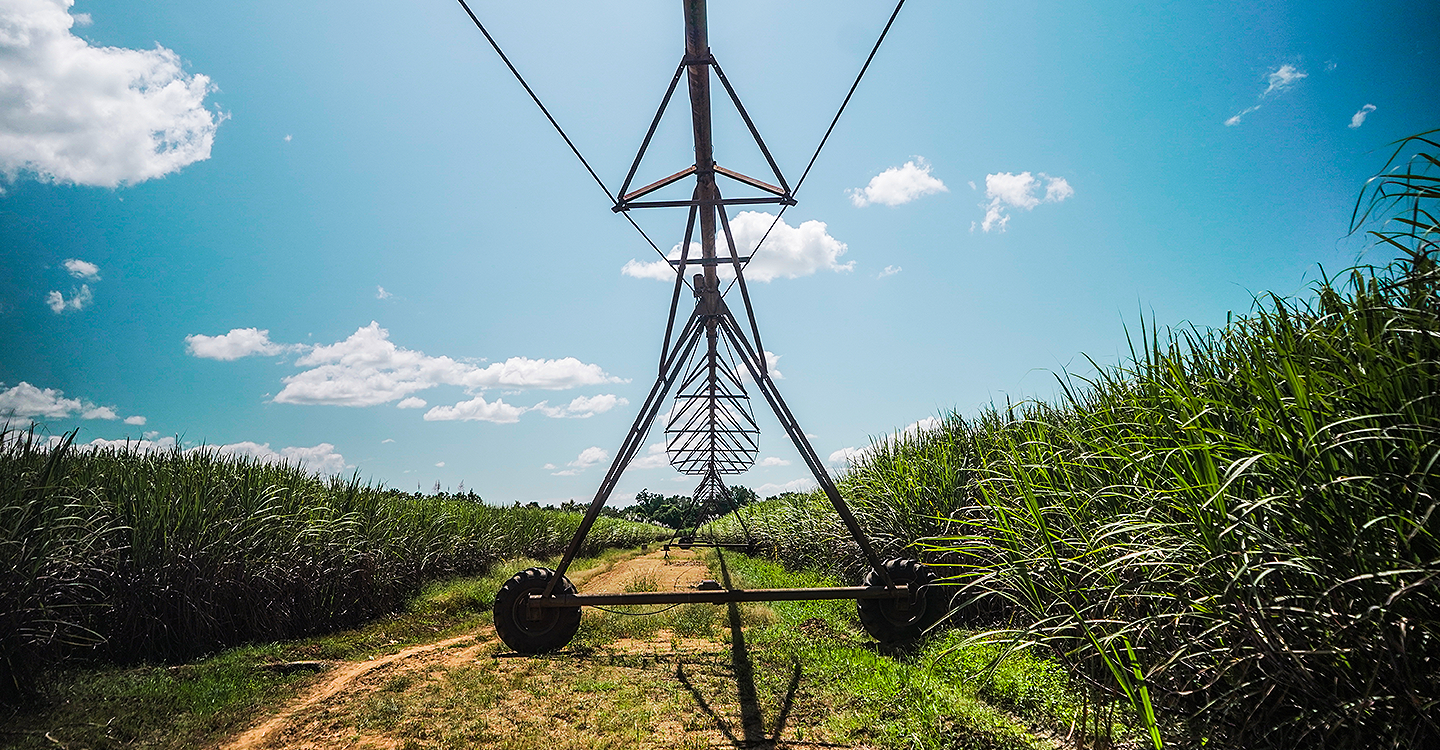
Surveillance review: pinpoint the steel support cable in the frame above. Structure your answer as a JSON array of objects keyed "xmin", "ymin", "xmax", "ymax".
[
  {"xmin": 453, "ymin": 0, "xmax": 681, "ymax": 280},
  {"xmin": 723, "ymin": 0, "xmax": 906, "ymax": 295}
]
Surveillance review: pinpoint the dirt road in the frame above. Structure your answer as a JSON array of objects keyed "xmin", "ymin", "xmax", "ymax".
[{"xmin": 221, "ymin": 548, "xmax": 868, "ymax": 750}]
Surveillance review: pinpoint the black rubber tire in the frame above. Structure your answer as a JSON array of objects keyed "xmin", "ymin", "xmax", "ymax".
[
  {"xmin": 493, "ymin": 567, "xmax": 581, "ymax": 654},
  {"xmin": 857, "ymin": 558, "xmax": 947, "ymax": 644}
]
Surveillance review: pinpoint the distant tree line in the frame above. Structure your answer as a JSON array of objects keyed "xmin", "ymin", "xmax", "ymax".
[
  {"xmin": 381, "ymin": 483, "xmax": 782, "ymax": 530},
  {"xmin": 517, "ymin": 484, "xmax": 762, "ymax": 529}
]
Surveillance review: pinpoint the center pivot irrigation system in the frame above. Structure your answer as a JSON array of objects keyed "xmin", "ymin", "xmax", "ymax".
[{"xmin": 456, "ymin": 0, "xmax": 948, "ymax": 654}]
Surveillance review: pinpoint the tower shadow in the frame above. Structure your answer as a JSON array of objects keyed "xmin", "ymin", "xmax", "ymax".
[{"xmin": 674, "ymin": 550, "xmax": 826, "ymax": 749}]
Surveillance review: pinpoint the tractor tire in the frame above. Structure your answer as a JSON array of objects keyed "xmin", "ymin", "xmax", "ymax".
[
  {"xmin": 856, "ymin": 558, "xmax": 948, "ymax": 644},
  {"xmin": 493, "ymin": 567, "xmax": 581, "ymax": 653}
]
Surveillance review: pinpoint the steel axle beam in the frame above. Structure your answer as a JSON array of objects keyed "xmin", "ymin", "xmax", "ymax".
[{"xmin": 527, "ymin": 586, "xmax": 910, "ymax": 608}]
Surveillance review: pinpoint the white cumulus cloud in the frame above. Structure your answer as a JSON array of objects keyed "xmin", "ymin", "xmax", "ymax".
[
  {"xmin": 273, "ymin": 322, "xmax": 621, "ymax": 407},
  {"xmin": 422, "ymin": 395, "xmax": 527, "ymax": 424},
  {"xmin": 848, "ymin": 158, "xmax": 948, "ymax": 207},
  {"xmin": 45, "ymin": 284, "xmax": 92, "ymax": 312},
  {"xmin": 877, "ymin": 265, "xmax": 901, "ymax": 279},
  {"xmin": 551, "ymin": 446, "xmax": 609, "ymax": 476},
  {"xmin": 622, "ymin": 211, "xmax": 852, "ymax": 283},
  {"xmin": 0, "ymin": 381, "xmax": 125, "ymax": 421},
  {"xmin": 829, "ymin": 417, "xmax": 942, "ymax": 467},
  {"xmin": 0, "ymin": 381, "xmax": 80, "ymax": 418},
  {"xmin": 757, "ymin": 456, "xmax": 791, "ymax": 467},
  {"xmin": 755, "ymin": 478, "xmax": 815, "ymax": 496},
  {"xmin": 1263, "ymin": 64, "xmax": 1307, "ymax": 96},
  {"xmin": 205, "ymin": 441, "xmax": 349, "ymax": 475},
  {"xmin": 533, "ymin": 394, "xmax": 629, "ymax": 419},
  {"xmin": 185, "ymin": 327, "xmax": 286, "ymax": 360},
  {"xmin": 123, "ymin": 415, "xmax": 146, "ymax": 426},
  {"xmin": 736, "ymin": 349, "xmax": 784, "ymax": 384},
  {"xmin": 78, "ymin": 435, "xmax": 176, "ymax": 453},
  {"xmin": 11, "ymin": 433, "xmax": 347, "ymax": 475},
  {"xmin": 62, "ymin": 258, "xmax": 99, "ymax": 280},
  {"xmin": 1349, "ymin": 104, "xmax": 1376, "ymax": 129},
  {"xmin": 976, "ymin": 172, "xmax": 1074, "ymax": 232},
  {"xmin": 629, "ymin": 442, "xmax": 669, "ymax": 469},
  {"xmin": 186, "ymin": 322, "xmax": 626, "ymax": 423},
  {"xmin": 0, "ymin": 0, "xmax": 221, "ymax": 186}
]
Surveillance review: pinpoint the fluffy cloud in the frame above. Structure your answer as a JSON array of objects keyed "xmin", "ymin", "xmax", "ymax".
[
  {"xmin": 0, "ymin": 381, "xmax": 80, "ymax": 418},
  {"xmin": 76, "ymin": 435, "xmax": 176, "ymax": 453},
  {"xmin": 45, "ymin": 284, "xmax": 92, "ymax": 312},
  {"xmin": 1263, "ymin": 64, "xmax": 1307, "ymax": 96},
  {"xmin": 757, "ymin": 456, "xmax": 791, "ymax": 467},
  {"xmin": 376, "ymin": 286, "xmax": 393, "ymax": 300},
  {"xmin": 629, "ymin": 442, "xmax": 669, "ymax": 469},
  {"xmin": 422, "ymin": 395, "xmax": 526, "ymax": 424},
  {"xmin": 63, "ymin": 258, "xmax": 99, "ymax": 280},
  {"xmin": 185, "ymin": 327, "xmax": 286, "ymax": 360},
  {"xmin": 0, "ymin": 0, "xmax": 221, "ymax": 186},
  {"xmin": 1226, "ymin": 64, "xmax": 1307, "ymax": 127},
  {"xmin": 185, "ymin": 322, "xmax": 626, "ymax": 425},
  {"xmin": 123, "ymin": 415, "xmax": 146, "ymax": 425},
  {"xmin": 533, "ymin": 394, "xmax": 629, "ymax": 419},
  {"xmin": 551, "ymin": 446, "xmax": 609, "ymax": 476},
  {"xmin": 0, "ymin": 381, "xmax": 137, "ymax": 422},
  {"xmin": 735, "ymin": 349, "xmax": 784, "ymax": 384},
  {"xmin": 828, "ymin": 417, "xmax": 942, "ymax": 467},
  {"xmin": 4, "ymin": 433, "xmax": 345, "ymax": 475},
  {"xmin": 272, "ymin": 322, "xmax": 621, "ymax": 407},
  {"xmin": 975, "ymin": 172, "xmax": 1074, "ymax": 232},
  {"xmin": 754, "ymin": 478, "xmax": 815, "ymax": 496},
  {"xmin": 622, "ymin": 211, "xmax": 852, "ymax": 283},
  {"xmin": 847, "ymin": 158, "xmax": 948, "ymax": 207},
  {"xmin": 1349, "ymin": 104, "xmax": 1376, "ymax": 129},
  {"xmin": 877, "ymin": 265, "xmax": 901, "ymax": 279},
  {"xmin": 47, "ymin": 257, "xmax": 100, "ymax": 313},
  {"xmin": 204, "ymin": 441, "xmax": 349, "ymax": 475},
  {"xmin": 424, "ymin": 392, "xmax": 626, "ymax": 423}
]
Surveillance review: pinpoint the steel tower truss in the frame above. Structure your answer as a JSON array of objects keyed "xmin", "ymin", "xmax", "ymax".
[{"xmin": 540, "ymin": 0, "xmax": 893, "ymax": 596}]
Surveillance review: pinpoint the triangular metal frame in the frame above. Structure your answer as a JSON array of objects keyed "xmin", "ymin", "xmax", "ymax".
[{"xmin": 543, "ymin": 0, "xmax": 892, "ymax": 596}]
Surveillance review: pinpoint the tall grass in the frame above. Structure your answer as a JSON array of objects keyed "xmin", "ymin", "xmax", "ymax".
[
  {"xmin": 705, "ymin": 133, "xmax": 1439, "ymax": 748},
  {"xmin": 0, "ymin": 434, "xmax": 666, "ymax": 701}
]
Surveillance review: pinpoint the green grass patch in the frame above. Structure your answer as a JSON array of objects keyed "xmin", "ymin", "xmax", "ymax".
[
  {"xmin": 714, "ymin": 550, "xmax": 1099, "ymax": 750},
  {"xmin": 0, "ymin": 550, "xmax": 628, "ymax": 750}
]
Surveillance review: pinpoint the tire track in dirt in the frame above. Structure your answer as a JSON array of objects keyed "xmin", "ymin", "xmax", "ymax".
[
  {"xmin": 222, "ymin": 633, "xmax": 485, "ymax": 750},
  {"xmin": 220, "ymin": 548, "xmax": 716, "ymax": 750}
]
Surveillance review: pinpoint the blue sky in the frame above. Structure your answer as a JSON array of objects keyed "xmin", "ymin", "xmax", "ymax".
[{"xmin": 2, "ymin": 0, "xmax": 1437, "ymax": 503}]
